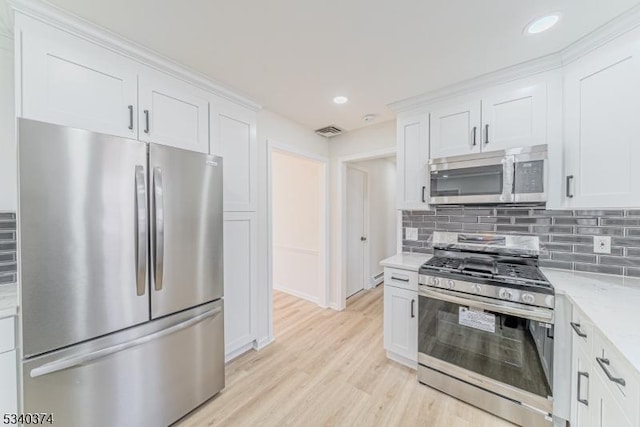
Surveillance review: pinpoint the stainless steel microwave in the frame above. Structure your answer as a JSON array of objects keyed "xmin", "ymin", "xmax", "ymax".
[{"xmin": 428, "ymin": 145, "xmax": 547, "ymax": 205}]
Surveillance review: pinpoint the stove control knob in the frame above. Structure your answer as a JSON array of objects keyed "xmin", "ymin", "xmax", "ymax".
[
  {"xmin": 522, "ymin": 293, "xmax": 535, "ymax": 304},
  {"xmin": 429, "ymin": 277, "xmax": 440, "ymax": 287},
  {"xmin": 446, "ymin": 280, "xmax": 455, "ymax": 289},
  {"xmin": 498, "ymin": 288, "xmax": 513, "ymax": 300},
  {"xmin": 471, "ymin": 284, "xmax": 482, "ymax": 294}
]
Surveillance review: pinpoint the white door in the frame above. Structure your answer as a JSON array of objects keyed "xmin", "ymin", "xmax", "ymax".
[
  {"xmin": 138, "ymin": 67, "xmax": 209, "ymax": 153},
  {"xmin": 346, "ymin": 167, "xmax": 367, "ymax": 298},
  {"xmin": 223, "ymin": 212, "xmax": 257, "ymax": 358},
  {"xmin": 429, "ymin": 101, "xmax": 481, "ymax": 158},
  {"xmin": 210, "ymin": 97, "xmax": 258, "ymax": 211},
  {"xmin": 481, "ymin": 82, "xmax": 547, "ymax": 152},
  {"xmin": 564, "ymin": 31, "xmax": 640, "ymax": 207},
  {"xmin": 0, "ymin": 350, "xmax": 17, "ymax": 415},
  {"xmin": 18, "ymin": 14, "xmax": 138, "ymax": 139},
  {"xmin": 570, "ymin": 348, "xmax": 591, "ymax": 426},
  {"xmin": 590, "ymin": 370, "xmax": 633, "ymax": 427},
  {"xmin": 383, "ymin": 286, "xmax": 417, "ymax": 362},
  {"xmin": 396, "ymin": 113, "xmax": 429, "ymax": 210}
]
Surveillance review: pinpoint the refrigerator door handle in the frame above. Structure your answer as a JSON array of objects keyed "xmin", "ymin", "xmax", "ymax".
[
  {"xmin": 134, "ymin": 165, "xmax": 147, "ymax": 296},
  {"xmin": 153, "ymin": 167, "xmax": 165, "ymax": 291},
  {"xmin": 29, "ymin": 306, "xmax": 222, "ymax": 378}
]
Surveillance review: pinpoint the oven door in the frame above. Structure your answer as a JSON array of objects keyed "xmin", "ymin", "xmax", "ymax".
[
  {"xmin": 418, "ymin": 286, "xmax": 553, "ymax": 413},
  {"xmin": 429, "ymin": 156, "xmax": 514, "ymax": 205}
]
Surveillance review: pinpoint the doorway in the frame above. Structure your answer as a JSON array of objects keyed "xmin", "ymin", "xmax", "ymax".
[
  {"xmin": 346, "ymin": 166, "xmax": 368, "ymax": 298},
  {"xmin": 267, "ymin": 141, "xmax": 330, "ymax": 334}
]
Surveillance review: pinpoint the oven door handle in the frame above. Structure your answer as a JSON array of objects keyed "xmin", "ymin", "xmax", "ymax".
[{"xmin": 419, "ymin": 287, "xmax": 554, "ymax": 323}]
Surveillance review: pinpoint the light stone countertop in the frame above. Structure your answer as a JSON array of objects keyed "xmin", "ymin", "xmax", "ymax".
[
  {"xmin": 542, "ymin": 268, "xmax": 640, "ymax": 375},
  {"xmin": 380, "ymin": 253, "xmax": 433, "ymax": 272},
  {"xmin": 0, "ymin": 283, "xmax": 18, "ymax": 318}
]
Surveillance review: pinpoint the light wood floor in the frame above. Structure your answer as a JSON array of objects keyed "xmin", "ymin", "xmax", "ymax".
[{"xmin": 178, "ymin": 286, "xmax": 515, "ymax": 427}]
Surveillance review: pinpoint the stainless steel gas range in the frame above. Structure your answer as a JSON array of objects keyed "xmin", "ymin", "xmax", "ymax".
[{"xmin": 417, "ymin": 231, "xmax": 554, "ymax": 427}]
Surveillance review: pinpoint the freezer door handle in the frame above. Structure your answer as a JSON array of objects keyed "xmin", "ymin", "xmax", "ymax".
[
  {"xmin": 29, "ymin": 306, "xmax": 222, "ymax": 378},
  {"xmin": 134, "ymin": 165, "xmax": 147, "ymax": 296},
  {"xmin": 153, "ymin": 167, "xmax": 165, "ymax": 291}
]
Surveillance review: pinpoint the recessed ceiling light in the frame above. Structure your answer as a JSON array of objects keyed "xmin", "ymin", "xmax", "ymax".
[
  {"xmin": 333, "ymin": 96, "xmax": 349, "ymax": 104},
  {"xmin": 525, "ymin": 14, "xmax": 561, "ymax": 35}
]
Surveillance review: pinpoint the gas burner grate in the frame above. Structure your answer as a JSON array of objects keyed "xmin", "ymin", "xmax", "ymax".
[
  {"xmin": 422, "ymin": 257, "xmax": 463, "ymax": 272},
  {"xmin": 495, "ymin": 263, "xmax": 550, "ymax": 286}
]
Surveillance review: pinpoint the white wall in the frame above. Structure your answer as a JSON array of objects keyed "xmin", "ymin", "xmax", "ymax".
[
  {"xmin": 328, "ymin": 120, "xmax": 396, "ymax": 308},
  {"xmin": 349, "ymin": 157, "xmax": 396, "ymax": 282},
  {"xmin": 272, "ymin": 151, "xmax": 324, "ymax": 303},
  {"xmin": 0, "ymin": 34, "xmax": 15, "ymax": 211},
  {"xmin": 256, "ymin": 109, "xmax": 329, "ymax": 345}
]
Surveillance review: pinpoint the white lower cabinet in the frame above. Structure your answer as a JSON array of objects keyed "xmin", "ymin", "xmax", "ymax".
[
  {"xmin": 383, "ymin": 267, "xmax": 418, "ymax": 367},
  {"xmin": 0, "ymin": 316, "xmax": 17, "ymax": 416},
  {"xmin": 223, "ymin": 212, "xmax": 257, "ymax": 360},
  {"xmin": 569, "ymin": 304, "xmax": 639, "ymax": 427}
]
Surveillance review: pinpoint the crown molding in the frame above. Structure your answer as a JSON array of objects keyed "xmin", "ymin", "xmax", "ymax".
[
  {"xmin": 8, "ymin": 0, "xmax": 262, "ymax": 112},
  {"xmin": 389, "ymin": 4, "xmax": 640, "ymax": 113}
]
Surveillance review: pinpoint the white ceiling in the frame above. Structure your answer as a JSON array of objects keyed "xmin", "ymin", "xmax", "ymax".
[{"xmin": 45, "ymin": 0, "xmax": 640, "ymax": 131}]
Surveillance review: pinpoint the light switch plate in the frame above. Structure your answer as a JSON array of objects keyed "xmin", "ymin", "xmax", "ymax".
[
  {"xmin": 406, "ymin": 227, "xmax": 418, "ymax": 241},
  {"xmin": 594, "ymin": 236, "xmax": 611, "ymax": 254}
]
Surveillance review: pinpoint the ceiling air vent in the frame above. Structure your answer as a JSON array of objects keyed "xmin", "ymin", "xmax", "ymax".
[{"xmin": 315, "ymin": 125, "xmax": 344, "ymax": 138}]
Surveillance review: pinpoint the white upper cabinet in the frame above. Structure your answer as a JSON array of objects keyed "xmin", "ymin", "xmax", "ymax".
[
  {"xmin": 429, "ymin": 101, "xmax": 481, "ymax": 158},
  {"xmin": 138, "ymin": 67, "xmax": 210, "ymax": 153},
  {"xmin": 563, "ymin": 29, "xmax": 640, "ymax": 208},
  {"xmin": 17, "ymin": 14, "xmax": 138, "ymax": 139},
  {"xmin": 481, "ymin": 82, "xmax": 547, "ymax": 152},
  {"xmin": 211, "ymin": 98, "xmax": 257, "ymax": 211},
  {"xmin": 396, "ymin": 113, "xmax": 429, "ymax": 210}
]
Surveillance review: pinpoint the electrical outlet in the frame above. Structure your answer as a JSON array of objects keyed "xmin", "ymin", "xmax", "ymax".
[
  {"xmin": 406, "ymin": 227, "xmax": 418, "ymax": 241},
  {"xmin": 594, "ymin": 236, "xmax": 611, "ymax": 254}
]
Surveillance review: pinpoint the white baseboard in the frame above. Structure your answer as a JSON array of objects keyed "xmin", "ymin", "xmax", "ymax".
[
  {"xmin": 370, "ymin": 272, "xmax": 384, "ymax": 287},
  {"xmin": 386, "ymin": 351, "xmax": 418, "ymax": 370},
  {"xmin": 274, "ymin": 283, "xmax": 319, "ymax": 304},
  {"xmin": 225, "ymin": 341, "xmax": 255, "ymax": 363}
]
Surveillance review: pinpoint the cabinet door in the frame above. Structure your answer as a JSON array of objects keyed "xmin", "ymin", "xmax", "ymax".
[
  {"xmin": 0, "ymin": 350, "xmax": 17, "ymax": 415},
  {"xmin": 17, "ymin": 14, "xmax": 138, "ymax": 139},
  {"xmin": 139, "ymin": 67, "xmax": 209, "ymax": 153},
  {"xmin": 210, "ymin": 98, "xmax": 258, "ymax": 211},
  {"xmin": 383, "ymin": 285, "xmax": 417, "ymax": 362},
  {"xmin": 570, "ymin": 347, "xmax": 591, "ymax": 427},
  {"xmin": 396, "ymin": 113, "xmax": 429, "ymax": 210},
  {"xmin": 564, "ymin": 31, "xmax": 640, "ymax": 207},
  {"xmin": 429, "ymin": 101, "xmax": 481, "ymax": 158},
  {"xmin": 591, "ymin": 370, "xmax": 633, "ymax": 427},
  {"xmin": 223, "ymin": 212, "xmax": 257, "ymax": 359},
  {"xmin": 481, "ymin": 82, "xmax": 547, "ymax": 152}
]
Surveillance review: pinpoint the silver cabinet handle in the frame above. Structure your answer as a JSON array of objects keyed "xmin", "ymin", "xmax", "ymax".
[
  {"xmin": 577, "ymin": 371, "xmax": 589, "ymax": 406},
  {"xmin": 570, "ymin": 322, "xmax": 587, "ymax": 338},
  {"xmin": 144, "ymin": 109, "xmax": 150, "ymax": 134},
  {"xmin": 484, "ymin": 124, "xmax": 489, "ymax": 145},
  {"xmin": 391, "ymin": 274, "xmax": 409, "ymax": 282},
  {"xmin": 421, "ymin": 186, "xmax": 426, "ymax": 203},
  {"xmin": 153, "ymin": 167, "xmax": 165, "ymax": 291},
  {"xmin": 596, "ymin": 357, "xmax": 626, "ymax": 386},
  {"xmin": 411, "ymin": 299, "xmax": 415, "ymax": 318},
  {"xmin": 566, "ymin": 175, "xmax": 574, "ymax": 198},
  {"xmin": 134, "ymin": 165, "xmax": 147, "ymax": 296},
  {"xmin": 30, "ymin": 307, "xmax": 222, "ymax": 378},
  {"xmin": 128, "ymin": 105, "xmax": 134, "ymax": 130},
  {"xmin": 472, "ymin": 126, "xmax": 477, "ymax": 146}
]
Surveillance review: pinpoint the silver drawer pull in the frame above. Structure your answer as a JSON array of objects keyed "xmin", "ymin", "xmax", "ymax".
[
  {"xmin": 570, "ymin": 322, "xmax": 587, "ymax": 338},
  {"xmin": 577, "ymin": 371, "xmax": 589, "ymax": 406},
  {"xmin": 391, "ymin": 274, "xmax": 409, "ymax": 282},
  {"xmin": 596, "ymin": 357, "xmax": 626, "ymax": 386}
]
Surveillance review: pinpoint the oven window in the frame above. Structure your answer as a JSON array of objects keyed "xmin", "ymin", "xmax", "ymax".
[
  {"xmin": 418, "ymin": 295, "xmax": 552, "ymax": 398},
  {"xmin": 430, "ymin": 165, "xmax": 504, "ymax": 198}
]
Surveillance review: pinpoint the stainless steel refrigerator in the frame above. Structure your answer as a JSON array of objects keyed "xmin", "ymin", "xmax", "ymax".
[{"xmin": 17, "ymin": 118, "xmax": 224, "ymax": 426}]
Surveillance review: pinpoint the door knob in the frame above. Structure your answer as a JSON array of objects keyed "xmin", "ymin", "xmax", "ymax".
[{"xmin": 361, "ymin": 237, "xmax": 367, "ymax": 241}]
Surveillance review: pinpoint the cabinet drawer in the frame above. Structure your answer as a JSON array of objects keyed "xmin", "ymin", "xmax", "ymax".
[
  {"xmin": 593, "ymin": 330, "xmax": 640, "ymax": 425},
  {"xmin": 384, "ymin": 268, "xmax": 418, "ymax": 291},
  {"xmin": 0, "ymin": 317, "xmax": 15, "ymax": 354},
  {"xmin": 570, "ymin": 306, "xmax": 593, "ymax": 355}
]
